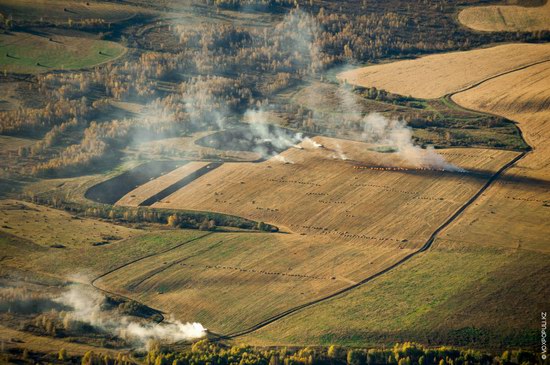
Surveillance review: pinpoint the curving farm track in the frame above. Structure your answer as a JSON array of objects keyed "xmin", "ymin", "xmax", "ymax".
[
  {"xmin": 88, "ymin": 59, "xmax": 545, "ymax": 343},
  {"xmin": 215, "ymin": 59, "xmax": 545, "ymax": 340}
]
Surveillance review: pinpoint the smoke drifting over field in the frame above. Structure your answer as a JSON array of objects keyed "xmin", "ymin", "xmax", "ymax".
[
  {"xmin": 336, "ymin": 85, "xmax": 463, "ymax": 171},
  {"xmin": 56, "ymin": 284, "xmax": 205, "ymax": 347},
  {"xmin": 244, "ymin": 109, "xmax": 303, "ymax": 159},
  {"xmin": 119, "ymin": 9, "xmax": 461, "ymax": 172}
]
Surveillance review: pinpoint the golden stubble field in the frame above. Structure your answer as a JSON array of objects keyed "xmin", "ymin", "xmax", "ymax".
[
  {"xmin": 232, "ymin": 44, "xmax": 550, "ymax": 346},
  {"xmin": 337, "ymin": 43, "xmax": 550, "ymax": 99},
  {"xmin": 458, "ymin": 1, "xmax": 550, "ymax": 32},
  {"xmin": 336, "ymin": 43, "xmax": 550, "ymax": 253},
  {"xmin": 82, "ymin": 136, "xmax": 514, "ymax": 333},
  {"xmin": 442, "ymin": 61, "xmax": 550, "ymax": 252},
  {"xmin": 151, "ymin": 137, "xmax": 518, "ymax": 246}
]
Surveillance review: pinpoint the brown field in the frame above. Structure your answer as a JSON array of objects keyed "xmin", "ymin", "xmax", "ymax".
[
  {"xmin": 458, "ymin": 1, "xmax": 550, "ymax": 32},
  {"xmin": 443, "ymin": 61, "xmax": 550, "ymax": 252},
  {"xmin": 0, "ymin": 199, "xmax": 139, "ymax": 247},
  {"xmin": 337, "ymin": 43, "xmax": 550, "ymax": 99},
  {"xmin": 115, "ymin": 161, "xmax": 210, "ymax": 207},
  {"xmin": 290, "ymin": 81, "xmax": 391, "ymax": 115},
  {"xmin": 0, "ymin": 0, "xmax": 145, "ymax": 22},
  {"xmin": 133, "ymin": 131, "xmax": 261, "ymax": 162}
]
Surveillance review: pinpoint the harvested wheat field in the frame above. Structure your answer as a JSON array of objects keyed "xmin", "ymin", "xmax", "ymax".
[
  {"xmin": 116, "ymin": 162, "xmax": 210, "ymax": 207},
  {"xmin": 458, "ymin": 1, "xmax": 550, "ymax": 32},
  {"xmin": 441, "ymin": 61, "xmax": 550, "ymax": 252},
  {"xmin": 233, "ymin": 60, "xmax": 550, "ymax": 343},
  {"xmin": 152, "ymin": 137, "xmax": 518, "ymax": 246},
  {"xmin": 94, "ymin": 231, "xmax": 407, "ymax": 333},
  {"xmin": 337, "ymin": 43, "xmax": 550, "ymax": 99},
  {"xmin": 0, "ymin": 199, "xmax": 139, "ymax": 247},
  {"xmin": 89, "ymin": 136, "xmax": 517, "ymax": 333}
]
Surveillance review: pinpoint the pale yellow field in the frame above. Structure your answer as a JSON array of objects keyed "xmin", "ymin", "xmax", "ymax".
[
  {"xmin": 116, "ymin": 162, "xmax": 210, "ymax": 207},
  {"xmin": 237, "ymin": 62, "xmax": 550, "ymax": 342},
  {"xmin": 0, "ymin": 199, "xmax": 139, "ymax": 247},
  {"xmin": 337, "ymin": 43, "xmax": 550, "ymax": 99},
  {"xmin": 458, "ymin": 1, "xmax": 550, "ymax": 32},
  {"xmin": 80, "ymin": 136, "xmax": 517, "ymax": 333},
  {"xmin": 442, "ymin": 61, "xmax": 550, "ymax": 252},
  {"xmin": 88, "ymin": 137, "xmax": 511, "ymax": 333}
]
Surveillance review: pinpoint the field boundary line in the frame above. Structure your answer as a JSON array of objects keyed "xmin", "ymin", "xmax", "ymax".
[
  {"xmin": 127, "ymin": 237, "xmax": 226, "ymax": 290},
  {"xmin": 450, "ymin": 57, "xmax": 550, "ymax": 96},
  {"xmin": 212, "ymin": 58, "xmax": 548, "ymax": 339},
  {"xmin": 213, "ymin": 150, "xmax": 526, "ymax": 339},
  {"xmin": 90, "ymin": 231, "xmax": 214, "ymax": 322}
]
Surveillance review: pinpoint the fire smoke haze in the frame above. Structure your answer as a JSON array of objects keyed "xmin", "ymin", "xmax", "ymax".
[
  {"xmin": 336, "ymin": 85, "xmax": 463, "ymax": 171},
  {"xmin": 56, "ymin": 284, "xmax": 206, "ymax": 347}
]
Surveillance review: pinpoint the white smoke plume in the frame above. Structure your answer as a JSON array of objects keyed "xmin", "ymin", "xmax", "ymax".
[
  {"xmin": 337, "ymin": 85, "xmax": 463, "ymax": 171},
  {"xmin": 302, "ymin": 137, "xmax": 323, "ymax": 149},
  {"xmin": 244, "ymin": 109, "xmax": 303, "ymax": 160},
  {"xmin": 56, "ymin": 284, "xmax": 205, "ymax": 347},
  {"xmin": 274, "ymin": 9, "xmax": 323, "ymax": 74},
  {"xmin": 271, "ymin": 155, "xmax": 294, "ymax": 164},
  {"xmin": 331, "ymin": 143, "xmax": 349, "ymax": 161}
]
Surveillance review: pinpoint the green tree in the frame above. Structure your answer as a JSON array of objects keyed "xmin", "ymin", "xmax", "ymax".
[
  {"xmin": 347, "ymin": 349, "xmax": 365, "ymax": 365},
  {"xmin": 328, "ymin": 345, "xmax": 345, "ymax": 362}
]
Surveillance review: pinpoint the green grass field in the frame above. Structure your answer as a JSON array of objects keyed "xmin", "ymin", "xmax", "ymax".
[
  {"xmin": 0, "ymin": 32, "xmax": 126, "ymax": 74},
  {"xmin": 241, "ymin": 243, "xmax": 549, "ymax": 349}
]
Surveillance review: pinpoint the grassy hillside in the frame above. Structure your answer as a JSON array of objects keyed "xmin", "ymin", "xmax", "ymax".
[
  {"xmin": 0, "ymin": 0, "xmax": 143, "ymax": 23},
  {"xmin": 241, "ymin": 244, "xmax": 549, "ymax": 349},
  {"xmin": 0, "ymin": 199, "xmax": 139, "ymax": 247}
]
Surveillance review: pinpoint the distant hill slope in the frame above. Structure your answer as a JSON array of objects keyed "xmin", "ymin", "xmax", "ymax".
[{"xmin": 458, "ymin": 1, "xmax": 550, "ymax": 32}]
